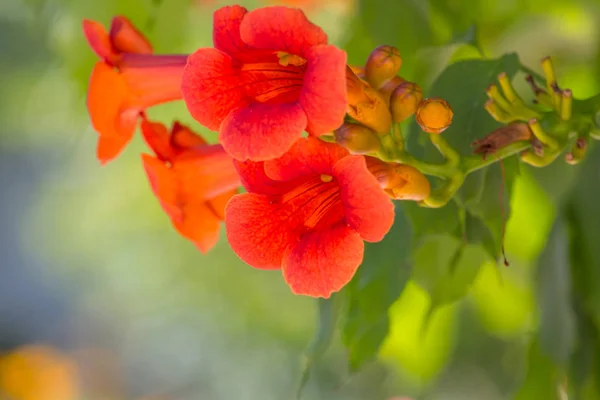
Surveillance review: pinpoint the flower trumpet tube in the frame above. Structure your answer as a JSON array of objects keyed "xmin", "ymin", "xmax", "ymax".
[
  {"xmin": 141, "ymin": 118, "xmax": 240, "ymax": 253},
  {"xmin": 225, "ymin": 137, "xmax": 394, "ymax": 298},
  {"xmin": 181, "ymin": 5, "xmax": 347, "ymax": 162},
  {"xmin": 83, "ymin": 17, "xmax": 188, "ymax": 164}
]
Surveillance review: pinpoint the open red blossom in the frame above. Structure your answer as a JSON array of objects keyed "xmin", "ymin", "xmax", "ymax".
[
  {"xmin": 225, "ymin": 137, "xmax": 394, "ymax": 298},
  {"xmin": 141, "ymin": 118, "xmax": 240, "ymax": 253},
  {"xmin": 83, "ymin": 17, "xmax": 187, "ymax": 164},
  {"xmin": 181, "ymin": 5, "xmax": 347, "ymax": 162}
]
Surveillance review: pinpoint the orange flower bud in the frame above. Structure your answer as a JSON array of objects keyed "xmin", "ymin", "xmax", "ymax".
[
  {"xmin": 334, "ymin": 123, "xmax": 380, "ymax": 154},
  {"xmin": 415, "ymin": 97, "xmax": 453, "ymax": 134},
  {"xmin": 346, "ymin": 67, "xmax": 392, "ymax": 134},
  {"xmin": 389, "ymin": 81, "xmax": 423, "ymax": 123},
  {"xmin": 365, "ymin": 45, "xmax": 402, "ymax": 89},
  {"xmin": 366, "ymin": 157, "xmax": 431, "ymax": 201},
  {"xmin": 379, "ymin": 76, "xmax": 406, "ymax": 106}
]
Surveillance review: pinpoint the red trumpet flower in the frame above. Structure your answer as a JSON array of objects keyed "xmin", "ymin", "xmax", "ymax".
[
  {"xmin": 181, "ymin": 5, "xmax": 347, "ymax": 162},
  {"xmin": 83, "ymin": 17, "xmax": 187, "ymax": 164},
  {"xmin": 225, "ymin": 137, "xmax": 394, "ymax": 298},
  {"xmin": 141, "ymin": 119, "xmax": 240, "ymax": 253}
]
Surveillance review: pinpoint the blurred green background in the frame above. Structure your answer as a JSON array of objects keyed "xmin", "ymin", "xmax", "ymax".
[{"xmin": 0, "ymin": 0, "xmax": 599, "ymax": 399}]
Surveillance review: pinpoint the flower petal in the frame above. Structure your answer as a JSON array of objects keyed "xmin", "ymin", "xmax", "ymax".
[
  {"xmin": 97, "ymin": 133, "xmax": 135, "ymax": 164},
  {"xmin": 141, "ymin": 119, "xmax": 177, "ymax": 161},
  {"xmin": 213, "ymin": 5, "xmax": 275, "ymax": 63},
  {"xmin": 170, "ymin": 122, "xmax": 207, "ymax": 150},
  {"xmin": 333, "ymin": 155, "xmax": 395, "ymax": 242},
  {"xmin": 182, "ymin": 48, "xmax": 248, "ymax": 131},
  {"xmin": 225, "ymin": 193, "xmax": 296, "ymax": 269},
  {"xmin": 299, "ymin": 45, "xmax": 347, "ymax": 135},
  {"xmin": 87, "ymin": 62, "xmax": 138, "ymax": 163},
  {"xmin": 82, "ymin": 20, "xmax": 113, "ymax": 61},
  {"xmin": 142, "ymin": 153, "xmax": 179, "ymax": 211},
  {"xmin": 219, "ymin": 102, "xmax": 306, "ymax": 161},
  {"xmin": 282, "ymin": 223, "xmax": 364, "ymax": 298},
  {"xmin": 239, "ymin": 6, "xmax": 327, "ymax": 57},
  {"xmin": 207, "ymin": 189, "xmax": 238, "ymax": 220},
  {"xmin": 142, "ymin": 154, "xmax": 224, "ymax": 254},
  {"xmin": 233, "ymin": 160, "xmax": 294, "ymax": 195},
  {"xmin": 172, "ymin": 145, "xmax": 241, "ymax": 199},
  {"xmin": 186, "ymin": 207, "xmax": 222, "ymax": 254},
  {"xmin": 109, "ymin": 16, "xmax": 152, "ymax": 55},
  {"xmin": 264, "ymin": 137, "xmax": 348, "ymax": 181}
]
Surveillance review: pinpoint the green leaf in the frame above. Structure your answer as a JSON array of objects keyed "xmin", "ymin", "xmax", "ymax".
[
  {"xmin": 407, "ymin": 53, "xmax": 521, "ymax": 157},
  {"xmin": 455, "ymin": 169, "xmax": 486, "ymax": 208},
  {"xmin": 466, "ymin": 156, "xmax": 520, "ymax": 259},
  {"xmin": 356, "ymin": 0, "xmax": 432, "ymax": 58},
  {"xmin": 464, "ymin": 211, "xmax": 497, "ymax": 263},
  {"xmin": 297, "ymin": 295, "xmax": 342, "ymax": 399},
  {"xmin": 566, "ymin": 146, "xmax": 600, "ymax": 326},
  {"xmin": 514, "ymin": 339, "xmax": 561, "ymax": 400},
  {"xmin": 528, "ymin": 161, "xmax": 582, "ymax": 205},
  {"xmin": 565, "ymin": 147, "xmax": 600, "ymax": 398},
  {"xmin": 402, "ymin": 200, "xmax": 461, "ymax": 242},
  {"xmin": 568, "ymin": 302, "xmax": 600, "ymax": 400},
  {"xmin": 412, "ymin": 234, "xmax": 487, "ymax": 307},
  {"xmin": 342, "ymin": 204, "xmax": 413, "ymax": 371},
  {"xmin": 535, "ymin": 215, "xmax": 576, "ymax": 366},
  {"xmin": 343, "ymin": 0, "xmax": 434, "ymax": 79}
]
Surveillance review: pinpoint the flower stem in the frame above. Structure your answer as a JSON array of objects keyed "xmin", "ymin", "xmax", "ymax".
[
  {"xmin": 461, "ymin": 141, "xmax": 531, "ymax": 173},
  {"xmin": 429, "ymin": 133, "xmax": 461, "ymax": 166}
]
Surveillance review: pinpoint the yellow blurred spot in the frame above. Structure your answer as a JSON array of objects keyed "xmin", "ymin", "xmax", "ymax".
[
  {"xmin": 471, "ymin": 262, "xmax": 534, "ymax": 337},
  {"xmin": 320, "ymin": 174, "xmax": 333, "ymax": 183},
  {"xmin": 276, "ymin": 52, "xmax": 306, "ymax": 67},
  {"xmin": 379, "ymin": 282, "xmax": 456, "ymax": 383},
  {"xmin": 505, "ymin": 169, "xmax": 555, "ymax": 262},
  {"xmin": 0, "ymin": 345, "xmax": 79, "ymax": 400}
]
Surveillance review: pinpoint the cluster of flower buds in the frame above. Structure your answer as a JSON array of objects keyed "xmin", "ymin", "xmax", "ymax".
[
  {"xmin": 475, "ymin": 56, "xmax": 600, "ymax": 167},
  {"xmin": 82, "ymin": 5, "xmax": 455, "ymax": 298},
  {"xmin": 339, "ymin": 45, "xmax": 454, "ymax": 151}
]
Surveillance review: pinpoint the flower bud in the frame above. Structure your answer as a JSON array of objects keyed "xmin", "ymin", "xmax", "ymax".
[
  {"xmin": 365, "ymin": 45, "xmax": 402, "ymax": 89},
  {"xmin": 334, "ymin": 123, "xmax": 380, "ymax": 154},
  {"xmin": 379, "ymin": 76, "xmax": 406, "ymax": 106},
  {"xmin": 565, "ymin": 137, "xmax": 587, "ymax": 165},
  {"xmin": 415, "ymin": 97, "xmax": 453, "ymax": 134},
  {"xmin": 346, "ymin": 67, "xmax": 392, "ymax": 134},
  {"xmin": 366, "ymin": 157, "xmax": 431, "ymax": 201},
  {"xmin": 389, "ymin": 82, "xmax": 423, "ymax": 123}
]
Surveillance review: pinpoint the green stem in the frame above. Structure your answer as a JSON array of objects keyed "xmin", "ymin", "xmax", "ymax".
[
  {"xmin": 419, "ymin": 141, "xmax": 531, "ymax": 208},
  {"xmin": 421, "ymin": 172, "xmax": 466, "ymax": 208},
  {"xmin": 461, "ymin": 141, "xmax": 531, "ymax": 173},
  {"xmin": 429, "ymin": 134, "xmax": 461, "ymax": 166},
  {"xmin": 391, "ymin": 123, "xmax": 405, "ymax": 152},
  {"xmin": 394, "ymin": 152, "xmax": 452, "ymax": 178}
]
